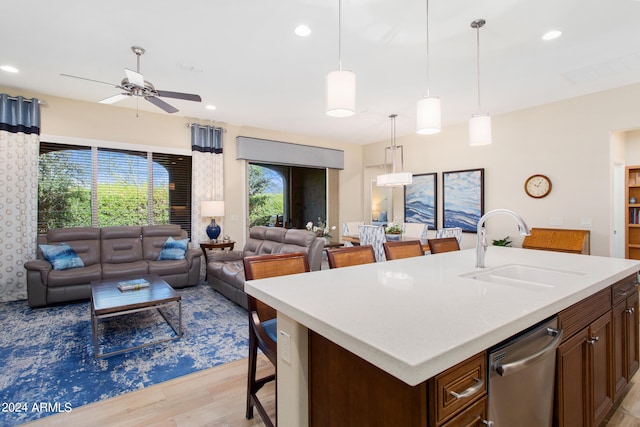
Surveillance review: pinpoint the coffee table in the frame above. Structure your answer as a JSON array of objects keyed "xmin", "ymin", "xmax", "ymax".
[{"xmin": 90, "ymin": 274, "xmax": 182, "ymax": 358}]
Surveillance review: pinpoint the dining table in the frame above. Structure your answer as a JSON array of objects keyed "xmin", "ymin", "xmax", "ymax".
[{"xmin": 341, "ymin": 234, "xmax": 431, "ymax": 252}]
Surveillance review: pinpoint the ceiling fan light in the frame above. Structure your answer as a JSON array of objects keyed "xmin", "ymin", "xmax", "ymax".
[
  {"xmin": 416, "ymin": 96, "xmax": 441, "ymax": 134},
  {"xmin": 469, "ymin": 113, "xmax": 492, "ymax": 146},
  {"xmin": 326, "ymin": 69, "xmax": 356, "ymax": 117}
]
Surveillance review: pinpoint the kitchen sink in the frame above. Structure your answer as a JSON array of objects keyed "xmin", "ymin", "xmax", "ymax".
[{"xmin": 460, "ymin": 264, "xmax": 585, "ymax": 288}]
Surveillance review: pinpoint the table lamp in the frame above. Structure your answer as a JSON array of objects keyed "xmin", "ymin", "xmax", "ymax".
[{"xmin": 201, "ymin": 201, "xmax": 224, "ymax": 240}]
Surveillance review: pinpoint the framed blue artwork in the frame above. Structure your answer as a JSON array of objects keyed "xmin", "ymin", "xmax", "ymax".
[
  {"xmin": 442, "ymin": 168, "xmax": 484, "ymax": 232},
  {"xmin": 404, "ymin": 173, "xmax": 437, "ymax": 230}
]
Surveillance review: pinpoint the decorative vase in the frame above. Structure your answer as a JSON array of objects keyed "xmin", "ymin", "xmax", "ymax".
[
  {"xmin": 386, "ymin": 233, "xmax": 401, "ymax": 241},
  {"xmin": 206, "ymin": 218, "xmax": 221, "ymax": 240}
]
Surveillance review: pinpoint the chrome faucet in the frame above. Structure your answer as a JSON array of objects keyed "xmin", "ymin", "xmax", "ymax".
[{"xmin": 476, "ymin": 209, "xmax": 530, "ymax": 268}]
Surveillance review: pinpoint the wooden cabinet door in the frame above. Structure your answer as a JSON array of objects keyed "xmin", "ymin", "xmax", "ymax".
[
  {"xmin": 613, "ymin": 300, "xmax": 627, "ymax": 400},
  {"xmin": 626, "ymin": 291, "xmax": 640, "ymax": 380},
  {"xmin": 556, "ymin": 326, "xmax": 589, "ymax": 427},
  {"xmin": 589, "ymin": 312, "xmax": 614, "ymax": 427}
]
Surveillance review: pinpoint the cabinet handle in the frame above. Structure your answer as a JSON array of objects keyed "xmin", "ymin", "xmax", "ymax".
[
  {"xmin": 587, "ymin": 336, "xmax": 600, "ymax": 345},
  {"xmin": 449, "ymin": 378, "xmax": 484, "ymax": 399},
  {"xmin": 625, "ymin": 307, "xmax": 635, "ymax": 314},
  {"xmin": 483, "ymin": 421, "xmax": 495, "ymax": 427}
]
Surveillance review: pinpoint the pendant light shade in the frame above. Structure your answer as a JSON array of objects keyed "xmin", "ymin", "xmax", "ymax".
[
  {"xmin": 377, "ymin": 114, "xmax": 413, "ymax": 187},
  {"xmin": 469, "ymin": 113, "xmax": 492, "ymax": 146},
  {"xmin": 326, "ymin": 0, "xmax": 355, "ymax": 118},
  {"xmin": 416, "ymin": 96, "xmax": 441, "ymax": 134},
  {"xmin": 326, "ymin": 70, "xmax": 356, "ymax": 117},
  {"xmin": 469, "ymin": 19, "xmax": 491, "ymax": 146},
  {"xmin": 416, "ymin": 0, "xmax": 441, "ymax": 134}
]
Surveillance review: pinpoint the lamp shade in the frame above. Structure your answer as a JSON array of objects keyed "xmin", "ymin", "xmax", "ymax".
[
  {"xmin": 201, "ymin": 200, "xmax": 225, "ymax": 217},
  {"xmin": 469, "ymin": 113, "xmax": 492, "ymax": 146},
  {"xmin": 326, "ymin": 70, "xmax": 356, "ymax": 117},
  {"xmin": 377, "ymin": 172, "xmax": 413, "ymax": 187},
  {"xmin": 416, "ymin": 96, "xmax": 441, "ymax": 134}
]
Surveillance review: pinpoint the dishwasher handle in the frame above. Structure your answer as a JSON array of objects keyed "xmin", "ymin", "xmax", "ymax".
[{"xmin": 493, "ymin": 327, "xmax": 563, "ymax": 377}]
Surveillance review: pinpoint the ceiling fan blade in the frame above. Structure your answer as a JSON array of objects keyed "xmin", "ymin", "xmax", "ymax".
[
  {"xmin": 99, "ymin": 93, "xmax": 131, "ymax": 104},
  {"xmin": 125, "ymin": 68, "xmax": 145, "ymax": 87},
  {"xmin": 60, "ymin": 73, "xmax": 118, "ymax": 87},
  {"xmin": 156, "ymin": 90, "xmax": 202, "ymax": 102},
  {"xmin": 146, "ymin": 96, "xmax": 178, "ymax": 113}
]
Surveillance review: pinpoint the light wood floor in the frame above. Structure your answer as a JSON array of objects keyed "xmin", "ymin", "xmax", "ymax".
[
  {"xmin": 20, "ymin": 353, "xmax": 640, "ymax": 427},
  {"xmin": 22, "ymin": 356, "xmax": 275, "ymax": 427}
]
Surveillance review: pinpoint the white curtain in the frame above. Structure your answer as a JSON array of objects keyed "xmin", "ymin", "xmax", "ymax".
[
  {"xmin": 191, "ymin": 125, "xmax": 224, "ymax": 246},
  {"xmin": 0, "ymin": 131, "xmax": 39, "ymax": 301},
  {"xmin": 0, "ymin": 94, "xmax": 41, "ymax": 301}
]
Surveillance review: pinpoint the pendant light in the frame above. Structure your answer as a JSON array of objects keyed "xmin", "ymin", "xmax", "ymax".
[
  {"xmin": 416, "ymin": 0, "xmax": 441, "ymax": 134},
  {"xmin": 469, "ymin": 19, "xmax": 492, "ymax": 146},
  {"xmin": 377, "ymin": 114, "xmax": 413, "ymax": 187},
  {"xmin": 326, "ymin": 0, "xmax": 356, "ymax": 117}
]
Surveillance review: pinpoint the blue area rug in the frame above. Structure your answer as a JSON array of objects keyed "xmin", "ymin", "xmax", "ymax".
[{"xmin": 0, "ymin": 284, "xmax": 248, "ymax": 426}]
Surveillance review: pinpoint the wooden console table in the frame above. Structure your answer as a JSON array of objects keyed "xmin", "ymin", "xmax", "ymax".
[{"xmin": 522, "ymin": 228, "xmax": 590, "ymax": 254}]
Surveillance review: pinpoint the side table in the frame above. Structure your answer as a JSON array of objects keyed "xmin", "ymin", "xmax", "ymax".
[{"xmin": 200, "ymin": 241, "xmax": 236, "ymax": 280}]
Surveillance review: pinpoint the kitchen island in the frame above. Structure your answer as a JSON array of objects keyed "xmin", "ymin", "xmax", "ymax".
[{"xmin": 245, "ymin": 246, "xmax": 640, "ymax": 426}]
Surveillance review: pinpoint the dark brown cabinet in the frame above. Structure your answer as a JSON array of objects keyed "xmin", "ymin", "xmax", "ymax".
[
  {"xmin": 612, "ymin": 279, "xmax": 640, "ymax": 401},
  {"xmin": 308, "ymin": 331, "xmax": 487, "ymax": 427},
  {"xmin": 556, "ymin": 288, "xmax": 613, "ymax": 427}
]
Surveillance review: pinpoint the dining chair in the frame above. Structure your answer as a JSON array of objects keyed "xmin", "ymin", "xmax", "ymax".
[
  {"xmin": 243, "ymin": 252, "xmax": 310, "ymax": 427},
  {"xmin": 436, "ymin": 227, "xmax": 463, "ymax": 244},
  {"xmin": 383, "ymin": 240, "xmax": 424, "ymax": 260},
  {"xmin": 327, "ymin": 245, "xmax": 377, "ymax": 268},
  {"xmin": 358, "ymin": 225, "xmax": 387, "ymax": 262},
  {"xmin": 427, "ymin": 237, "xmax": 461, "ymax": 254},
  {"xmin": 342, "ymin": 221, "xmax": 365, "ymax": 237}
]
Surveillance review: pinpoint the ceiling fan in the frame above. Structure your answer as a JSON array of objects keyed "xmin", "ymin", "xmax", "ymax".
[{"xmin": 61, "ymin": 46, "xmax": 202, "ymax": 114}]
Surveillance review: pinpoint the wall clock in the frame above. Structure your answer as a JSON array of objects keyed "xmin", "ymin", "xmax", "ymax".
[{"xmin": 524, "ymin": 174, "xmax": 552, "ymax": 198}]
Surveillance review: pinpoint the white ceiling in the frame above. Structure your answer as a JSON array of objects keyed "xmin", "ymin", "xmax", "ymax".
[{"xmin": 2, "ymin": 0, "xmax": 640, "ymax": 145}]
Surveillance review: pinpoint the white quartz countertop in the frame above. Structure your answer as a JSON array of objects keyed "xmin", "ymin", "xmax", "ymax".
[{"xmin": 244, "ymin": 247, "xmax": 640, "ymax": 386}]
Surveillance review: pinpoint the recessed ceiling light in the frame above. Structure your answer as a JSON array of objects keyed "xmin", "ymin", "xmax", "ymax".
[
  {"xmin": 0, "ymin": 65, "xmax": 19, "ymax": 73},
  {"xmin": 542, "ymin": 30, "xmax": 562, "ymax": 41},
  {"xmin": 295, "ymin": 24, "xmax": 311, "ymax": 37},
  {"xmin": 205, "ymin": 105, "xmax": 216, "ymax": 110}
]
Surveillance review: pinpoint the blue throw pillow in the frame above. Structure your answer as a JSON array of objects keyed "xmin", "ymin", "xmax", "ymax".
[
  {"xmin": 39, "ymin": 243, "xmax": 85, "ymax": 271},
  {"xmin": 378, "ymin": 211, "xmax": 388, "ymax": 222},
  {"xmin": 157, "ymin": 237, "xmax": 189, "ymax": 261}
]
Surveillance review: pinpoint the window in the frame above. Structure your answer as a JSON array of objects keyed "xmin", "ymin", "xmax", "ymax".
[
  {"xmin": 248, "ymin": 162, "xmax": 326, "ymax": 229},
  {"xmin": 38, "ymin": 142, "xmax": 191, "ymax": 236}
]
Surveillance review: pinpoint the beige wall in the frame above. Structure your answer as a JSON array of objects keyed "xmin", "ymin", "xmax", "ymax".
[
  {"xmin": 363, "ymin": 83, "xmax": 640, "ymax": 256},
  {"xmin": 1, "ymin": 85, "xmax": 364, "ymax": 247},
  {"xmin": 6, "ymin": 81, "xmax": 640, "ymax": 256}
]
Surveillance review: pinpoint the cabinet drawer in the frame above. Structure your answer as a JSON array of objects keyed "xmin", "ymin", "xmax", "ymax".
[
  {"xmin": 441, "ymin": 395, "xmax": 487, "ymax": 427},
  {"xmin": 612, "ymin": 273, "xmax": 639, "ymax": 306},
  {"xmin": 428, "ymin": 351, "xmax": 487, "ymax": 425},
  {"xmin": 558, "ymin": 288, "xmax": 611, "ymax": 340}
]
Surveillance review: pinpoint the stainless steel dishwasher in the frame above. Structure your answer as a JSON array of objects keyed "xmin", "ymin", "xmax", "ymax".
[{"xmin": 487, "ymin": 316, "xmax": 563, "ymax": 426}]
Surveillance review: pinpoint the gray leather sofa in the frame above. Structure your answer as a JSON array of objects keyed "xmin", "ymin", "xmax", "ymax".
[
  {"xmin": 24, "ymin": 224, "xmax": 201, "ymax": 307},
  {"xmin": 206, "ymin": 226, "xmax": 324, "ymax": 309}
]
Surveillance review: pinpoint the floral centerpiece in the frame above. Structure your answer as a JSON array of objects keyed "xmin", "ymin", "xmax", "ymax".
[
  {"xmin": 306, "ymin": 217, "xmax": 336, "ymax": 239},
  {"xmin": 385, "ymin": 222, "xmax": 402, "ymax": 240}
]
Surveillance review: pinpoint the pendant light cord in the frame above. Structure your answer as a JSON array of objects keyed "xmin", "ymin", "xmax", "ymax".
[
  {"xmin": 390, "ymin": 114, "xmax": 397, "ymax": 173},
  {"xmin": 473, "ymin": 20, "xmax": 484, "ymax": 113},
  {"xmin": 475, "ymin": 22, "xmax": 482, "ymax": 113},
  {"xmin": 425, "ymin": 0, "xmax": 430, "ymax": 96},
  {"xmin": 338, "ymin": 0, "xmax": 343, "ymax": 71}
]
